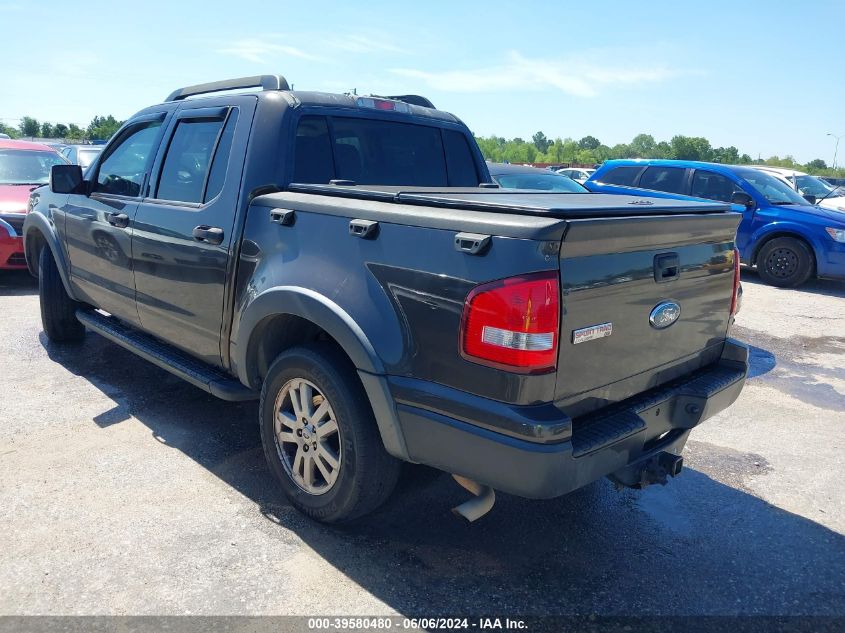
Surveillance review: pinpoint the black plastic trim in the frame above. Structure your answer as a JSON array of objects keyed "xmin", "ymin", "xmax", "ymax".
[
  {"xmin": 77, "ymin": 309, "xmax": 257, "ymax": 401},
  {"xmin": 395, "ymin": 339, "xmax": 748, "ymax": 498}
]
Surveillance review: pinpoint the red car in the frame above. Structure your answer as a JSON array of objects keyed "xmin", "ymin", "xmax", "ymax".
[{"xmin": 0, "ymin": 139, "xmax": 69, "ymax": 269}]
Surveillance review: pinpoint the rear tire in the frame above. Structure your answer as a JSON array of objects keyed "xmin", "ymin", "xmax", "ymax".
[
  {"xmin": 259, "ymin": 343, "xmax": 400, "ymax": 523},
  {"xmin": 756, "ymin": 237, "xmax": 814, "ymax": 288},
  {"xmin": 39, "ymin": 247, "xmax": 85, "ymax": 342}
]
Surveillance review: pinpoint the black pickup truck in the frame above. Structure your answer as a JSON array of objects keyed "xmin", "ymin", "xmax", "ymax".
[{"xmin": 24, "ymin": 75, "xmax": 748, "ymax": 523}]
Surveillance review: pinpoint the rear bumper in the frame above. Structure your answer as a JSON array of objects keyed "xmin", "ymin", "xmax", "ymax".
[
  {"xmin": 0, "ymin": 219, "xmax": 25, "ymax": 269},
  {"xmin": 391, "ymin": 339, "xmax": 748, "ymax": 499}
]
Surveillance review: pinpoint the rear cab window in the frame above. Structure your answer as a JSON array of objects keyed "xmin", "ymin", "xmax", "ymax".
[{"xmin": 292, "ymin": 114, "xmax": 480, "ymax": 186}]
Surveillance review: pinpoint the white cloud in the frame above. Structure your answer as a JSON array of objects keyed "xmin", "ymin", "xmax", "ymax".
[
  {"xmin": 323, "ymin": 34, "xmax": 404, "ymax": 54},
  {"xmin": 217, "ymin": 38, "xmax": 322, "ymax": 63},
  {"xmin": 390, "ymin": 51, "xmax": 682, "ymax": 96}
]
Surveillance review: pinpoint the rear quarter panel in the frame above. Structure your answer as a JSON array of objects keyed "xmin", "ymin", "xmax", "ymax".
[{"xmin": 232, "ymin": 201, "xmax": 562, "ymax": 405}]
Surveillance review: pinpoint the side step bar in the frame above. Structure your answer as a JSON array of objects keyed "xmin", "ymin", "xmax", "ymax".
[{"xmin": 76, "ymin": 309, "xmax": 257, "ymax": 402}]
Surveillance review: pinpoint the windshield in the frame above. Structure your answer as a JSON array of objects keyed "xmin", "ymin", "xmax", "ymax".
[
  {"xmin": 793, "ymin": 175, "xmax": 840, "ymax": 198},
  {"xmin": 494, "ymin": 173, "xmax": 587, "ymax": 192},
  {"xmin": 734, "ymin": 168, "xmax": 809, "ymax": 205},
  {"xmin": 0, "ymin": 149, "xmax": 67, "ymax": 185},
  {"xmin": 77, "ymin": 148, "xmax": 102, "ymax": 170}
]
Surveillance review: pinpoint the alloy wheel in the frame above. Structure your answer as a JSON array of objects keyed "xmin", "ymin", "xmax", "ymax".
[{"xmin": 273, "ymin": 378, "xmax": 342, "ymax": 495}]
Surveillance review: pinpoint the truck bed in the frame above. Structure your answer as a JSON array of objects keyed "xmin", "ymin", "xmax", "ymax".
[{"xmin": 285, "ymin": 183, "xmax": 731, "ymax": 219}]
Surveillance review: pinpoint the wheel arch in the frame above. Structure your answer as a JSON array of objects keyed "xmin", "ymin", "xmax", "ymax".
[
  {"xmin": 23, "ymin": 214, "xmax": 77, "ymax": 299},
  {"xmin": 750, "ymin": 226, "xmax": 818, "ymax": 272},
  {"xmin": 233, "ymin": 287, "xmax": 408, "ymax": 460}
]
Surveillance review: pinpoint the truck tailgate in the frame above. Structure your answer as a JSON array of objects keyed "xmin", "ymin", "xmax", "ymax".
[{"xmin": 555, "ymin": 213, "xmax": 742, "ymax": 417}]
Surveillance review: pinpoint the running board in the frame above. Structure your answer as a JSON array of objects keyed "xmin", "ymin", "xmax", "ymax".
[{"xmin": 76, "ymin": 309, "xmax": 257, "ymax": 402}]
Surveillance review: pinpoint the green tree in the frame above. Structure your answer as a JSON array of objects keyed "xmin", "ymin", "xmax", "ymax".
[
  {"xmin": 532, "ymin": 131, "xmax": 550, "ymax": 154},
  {"xmin": 40, "ymin": 122, "xmax": 54, "ymax": 138},
  {"xmin": 610, "ymin": 143, "xmax": 633, "ymax": 159},
  {"xmin": 87, "ymin": 115, "xmax": 122, "ymax": 141},
  {"xmin": 0, "ymin": 123, "xmax": 18, "ymax": 138},
  {"xmin": 670, "ymin": 135, "xmax": 712, "ymax": 161},
  {"xmin": 19, "ymin": 116, "xmax": 40, "ymax": 137},
  {"xmin": 67, "ymin": 124, "xmax": 84, "ymax": 140},
  {"xmin": 475, "ymin": 136, "xmax": 503, "ymax": 162},
  {"xmin": 465, "ymin": 132, "xmax": 845, "ymax": 178},
  {"xmin": 53, "ymin": 123, "xmax": 69, "ymax": 138},
  {"xmin": 654, "ymin": 141, "xmax": 673, "ymax": 158},
  {"xmin": 629, "ymin": 133, "xmax": 656, "ymax": 157},
  {"xmin": 712, "ymin": 146, "xmax": 739, "ymax": 164},
  {"xmin": 578, "ymin": 135, "xmax": 600, "ymax": 150}
]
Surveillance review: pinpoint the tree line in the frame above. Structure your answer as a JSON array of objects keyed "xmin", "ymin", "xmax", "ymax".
[
  {"xmin": 3, "ymin": 115, "xmax": 841, "ymax": 178},
  {"xmin": 475, "ymin": 132, "xmax": 844, "ymax": 178},
  {"xmin": 0, "ymin": 115, "xmax": 123, "ymax": 143}
]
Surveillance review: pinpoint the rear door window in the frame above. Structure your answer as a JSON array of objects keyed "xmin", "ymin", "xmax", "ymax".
[
  {"xmin": 690, "ymin": 170, "xmax": 741, "ymax": 202},
  {"xmin": 597, "ymin": 165, "xmax": 643, "ymax": 186},
  {"xmin": 155, "ymin": 110, "xmax": 238, "ymax": 204},
  {"xmin": 292, "ymin": 115, "xmax": 479, "ymax": 186},
  {"xmin": 639, "ymin": 166, "xmax": 686, "ymax": 194},
  {"xmin": 156, "ymin": 118, "xmax": 224, "ymax": 203}
]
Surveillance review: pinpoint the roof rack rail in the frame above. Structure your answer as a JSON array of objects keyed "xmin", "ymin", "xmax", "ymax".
[
  {"xmin": 165, "ymin": 75, "xmax": 290, "ymax": 102},
  {"xmin": 373, "ymin": 94, "xmax": 436, "ymax": 109}
]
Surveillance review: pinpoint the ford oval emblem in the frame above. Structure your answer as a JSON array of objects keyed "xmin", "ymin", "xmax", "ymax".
[{"xmin": 649, "ymin": 301, "xmax": 681, "ymax": 329}]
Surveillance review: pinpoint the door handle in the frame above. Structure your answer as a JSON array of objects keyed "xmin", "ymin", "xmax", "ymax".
[
  {"xmin": 106, "ymin": 212, "xmax": 129, "ymax": 228},
  {"xmin": 192, "ymin": 225, "xmax": 224, "ymax": 245}
]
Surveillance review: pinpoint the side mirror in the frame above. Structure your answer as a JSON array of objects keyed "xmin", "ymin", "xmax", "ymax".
[
  {"xmin": 731, "ymin": 191, "xmax": 755, "ymax": 210},
  {"xmin": 802, "ymin": 194, "xmax": 817, "ymax": 205},
  {"xmin": 50, "ymin": 164, "xmax": 85, "ymax": 194}
]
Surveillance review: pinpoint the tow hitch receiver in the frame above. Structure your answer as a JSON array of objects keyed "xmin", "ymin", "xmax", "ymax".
[{"xmin": 609, "ymin": 451, "xmax": 684, "ymax": 490}]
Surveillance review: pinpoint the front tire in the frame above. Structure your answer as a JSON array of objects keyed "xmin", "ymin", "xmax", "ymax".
[
  {"xmin": 259, "ymin": 343, "xmax": 400, "ymax": 523},
  {"xmin": 39, "ymin": 247, "xmax": 84, "ymax": 342},
  {"xmin": 756, "ymin": 237, "xmax": 814, "ymax": 288}
]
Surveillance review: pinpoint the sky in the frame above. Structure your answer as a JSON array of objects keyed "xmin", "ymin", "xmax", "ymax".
[{"xmin": 1, "ymin": 0, "xmax": 843, "ymax": 164}]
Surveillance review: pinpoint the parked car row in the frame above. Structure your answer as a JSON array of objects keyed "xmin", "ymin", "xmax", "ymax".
[
  {"xmin": 582, "ymin": 160, "xmax": 845, "ymax": 288},
  {"xmin": 556, "ymin": 167, "xmax": 595, "ymax": 183},
  {"xmin": 0, "ymin": 139, "xmax": 69, "ymax": 269},
  {"xmin": 60, "ymin": 144, "xmax": 103, "ymax": 171},
  {"xmin": 751, "ymin": 166, "xmax": 845, "ymax": 211},
  {"xmin": 487, "ymin": 157, "xmax": 845, "ymax": 288}
]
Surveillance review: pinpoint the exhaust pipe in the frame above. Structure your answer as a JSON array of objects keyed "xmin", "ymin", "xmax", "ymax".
[{"xmin": 451, "ymin": 475, "xmax": 496, "ymax": 522}]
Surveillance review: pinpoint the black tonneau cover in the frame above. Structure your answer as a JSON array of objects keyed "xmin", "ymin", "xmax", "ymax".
[{"xmin": 286, "ymin": 184, "xmax": 731, "ymax": 219}]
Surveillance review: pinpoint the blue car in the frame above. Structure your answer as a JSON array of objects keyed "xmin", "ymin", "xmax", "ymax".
[{"xmin": 585, "ymin": 159, "xmax": 845, "ymax": 287}]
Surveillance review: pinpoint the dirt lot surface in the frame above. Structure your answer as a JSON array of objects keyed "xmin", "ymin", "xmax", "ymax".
[{"xmin": 1, "ymin": 269, "xmax": 843, "ymax": 616}]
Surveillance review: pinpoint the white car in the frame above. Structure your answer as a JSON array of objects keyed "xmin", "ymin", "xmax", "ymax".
[
  {"xmin": 750, "ymin": 166, "xmax": 845, "ymax": 212},
  {"xmin": 556, "ymin": 167, "xmax": 595, "ymax": 183}
]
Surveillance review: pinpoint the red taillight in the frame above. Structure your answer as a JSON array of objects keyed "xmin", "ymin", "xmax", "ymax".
[
  {"xmin": 460, "ymin": 271, "xmax": 560, "ymax": 373},
  {"xmin": 730, "ymin": 248, "xmax": 741, "ymax": 317},
  {"xmin": 355, "ymin": 96, "xmax": 410, "ymax": 113}
]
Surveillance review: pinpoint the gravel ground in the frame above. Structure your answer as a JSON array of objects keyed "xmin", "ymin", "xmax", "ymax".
[{"xmin": 0, "ymin": 268, "xmax": 843, "ymax": 616}]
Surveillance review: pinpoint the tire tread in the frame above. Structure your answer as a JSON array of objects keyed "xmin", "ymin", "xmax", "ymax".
[{"xmin": 39, "ymin": 247, "xmax": 84, "ymax": 342}]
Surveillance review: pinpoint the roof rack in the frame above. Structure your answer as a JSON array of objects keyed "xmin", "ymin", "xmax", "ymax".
[
  {"xmin": 165, "ymin": 75, "xmax": 290, "ymax": 102},
  {"xmin": 373, "ymin": 94, "xmax": 436, "ymax": 109}
]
